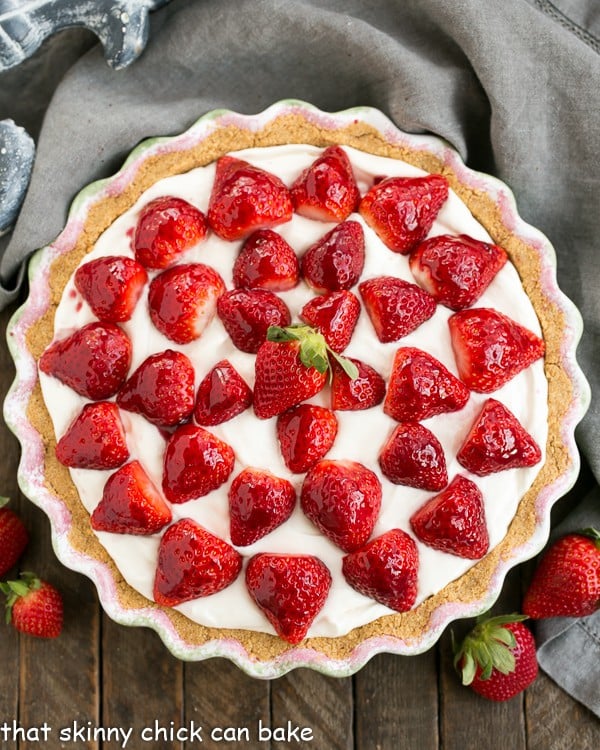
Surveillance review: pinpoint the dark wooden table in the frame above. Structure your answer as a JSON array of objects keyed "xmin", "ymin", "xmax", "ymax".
[{"xmin": 0, "ymin": 301, "xmax": 598, "ymax": 750}]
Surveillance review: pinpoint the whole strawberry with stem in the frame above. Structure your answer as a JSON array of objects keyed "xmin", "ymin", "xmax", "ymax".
[
  {"xmin": 0, "ymin": 497, "xmax": 28, "ymax": 577},
  {"xmin": 453, "ymin": 613, "xmax": 538, "ymax": 701},
  {"xmin": 2, "ymin": 572, "xmax": 63, "ymax": 638},
  {"xmin": 523, "ymin": 528, "xmax": 600, "ymax": 619}
]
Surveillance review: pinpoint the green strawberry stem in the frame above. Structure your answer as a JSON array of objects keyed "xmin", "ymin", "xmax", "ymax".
[
  {"xmin": 1, "ymin": 572, "xmax": 41, "ymax": 624},
  {"xmin": 0, "ymin": 496, "xmax": 10, "ymax": 509},
  {"xmin": 267, "ymin": 324, "xmax": 359, "ymax": 380},
  {"xmin": 580, "ymin": 527, "xmax": 600, "ymax": 549}
]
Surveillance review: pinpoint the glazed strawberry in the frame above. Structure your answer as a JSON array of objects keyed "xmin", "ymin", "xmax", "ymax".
[
  {"xmin": 148, "ymin": 262, "xmax": 225, "ymax": 345},
  {"xmin": 359, "ymin": 174, "xmax": 449, "ymax": 254},
  {"xmin": 290, "ymin": 145, "xmax": 360, "ymax": 222},
  {"xmin": 330, "ymin": 357, "xmax": 386, "ymax": 411},
  {"xmin": 409, "ymin": 234, "xmax": 507, "ymax": 310},
  {"xmin": 245, "ymin": 553, "xmax": 331, "ymax": 643},
  {"xmin": 117, "ymin": 349, "xmax": 195, "ymax": 427},
  {"xmin": 0, "ymin": 498, "xmax": 28, "ymax": 578},
  {"xmin": 39, "ymin": 322, "xmax": 131, "ymax": 400},
  {"xmin": 228, "ymin": 468, "xmax": 296, "ymax": 546},
  {"xmin": 74, "ymin": 255, "xmax": 148, "ymax": 322},
  {"xmin": 217, "ymin": 288, "xmax": 291, "ymax": 354},
  {"xmin": 523, "ymin": 529, "xmax": 600, "ymax": 619},
  {"xmin": 276, "ymin": 404, "xmax": 338, "ymax": 473},
  {"xmin": 448, "ymin": 308, "xmax": 545, "ymax": 393},
  {"xmin": 457, "ymin": 398, "xmax": 542, "ymax": 476},
  {"xmin": 379, "ymin": 422, "xmax": 448, "ymax": 490},
  {"xmin": 342, "ymin": 529, "xmax": 419, "ymax": 612},
  {"xmin": 454, "ymin": 615, "xmax": 538, "ymax": 701},
  {"xmin": 1, "ymin": 573, "xmax": 63, "ymax": 638},
  {"xmin": 194, "ymin": 359, "xmax": 253, "ymax": 426},
  {"xmin": 162, "ymin": 424, "xmax": 235, "ymax": 503},
  {"xmin": 300, "ymin": 459, "xmax": 382, "ymax": 552},
  {"xmin": 358, "ymin": 275, "xmax": 436, "ymax": 343},
  {"xmin": 56, "ymin": 401, "xmax": 129, "ymax": 469},
  {"xmin": 91, "ymin": 460, "xmax": 172, "ymax": 535},
  {"xmin": 301, "ymin": 220, "xmax": 365, "ymax": 292},
  {"xmin": 154, "ymin": 518, "xmax": 242, "ymax": 606},
  {"xmin": 384, "ymin": 347, "xmax": 470, "ymax": 422},
  {"xmin": 232, "ymin": 229, "xmax": 299, "ymax": 291},
  {"xmin": 410, "ymin": 475, "xmax": 489, "ymax": 559},
  {"xmin": 300, "ymin": 290, "xmax": 360, "ymax": 353},
  {"xmin": 207, "ymin": 155, "xmax": 293, "ymax": 241},
  {"xmin": 133, "ymin": 195, "xmax": 207, "ymax": 269}
]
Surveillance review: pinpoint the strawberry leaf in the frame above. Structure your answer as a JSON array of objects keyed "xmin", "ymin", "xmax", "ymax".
[{"xmin": 267, "ymin": 324, "xmax": 359, "ymax": 380}]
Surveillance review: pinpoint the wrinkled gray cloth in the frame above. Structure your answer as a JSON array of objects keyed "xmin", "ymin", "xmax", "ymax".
[{"xmin": 1, "ymin": 0, "xmax": 599, "ymax": 712}]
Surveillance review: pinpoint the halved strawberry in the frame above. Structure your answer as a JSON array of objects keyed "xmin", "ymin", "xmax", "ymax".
[
  {"xmin": 148, "ymin": 262, "xmax": 225, "ymax": 345},
  {"xmin": 384, "ymin": 347, "xmax": 470, "ymax": 422},
  {"xmin": 245, "ymin": 553, "xmax": 331, "ymax": 643},
  {"xmin": 162, "ymin": 424, "xmax": 235, "ymax": 503},
  {"xmin": 90, "ymin": 460, "xmax": 172, "ymax": 535},
  {"xmin": 39, "ymin": 322, "xmax": 131, "ymax": 400},
  {"xmin": 194, "ymin": 359, "xmax": 253, "ymax": 426},
  {"xmin": 301, "ymin": 220, "xmax": 365, "ymax": 292},
  {"xmin": 217, "ymin": 288, "xmax": 291, "ymax": 354},
  {"xmin": 290, "ymin": 145, "xmax": 360, "ymax": 222},
  {"xmin": 117, "ymin": 349, "xmax": 195, "ymax": 427},
  {"xmin": 300, "ymin": 290, "xmax": 360, "ymax": 353},
  {"xmin": 133, "ymin": 195, "xmax": 207, "ymax": 269},
  {"xmin": 378, "ymin": 422, "xmax": 448, "ymax": 490},
  {"xmin": 207, "ymin": 155, "xmax": 293, "ymax": 241},
  {"xmin": 276, "ymin": 404, "xmax": 338, "ymax": 473},
  {"xmin": 359, "ymin": 173, "xmax": 449, "ymax": 254},
  {"xmin": 448, "ymin": 308, "xmax": 545, "ymax": 393},
  {"xmin": 56, "ymin": 401, "xmax": 129, "ymax": 469},
  {"xmin": 74, "ymin": 255, "xmax": 148, "ymax": 323},
  {"xmin": 358, "ymin": 275, "xmax": 436, "ymax": 343},
  {"xmin": 457, "ymin": 398, "xmax": 542, "ymax": 476},
  {"xmin": 228, "ymin": 467, "xmax": 296, "ymax": 546},
  {"xmin": 342, "ymin": 529, "xmax": 419, "ymax": 612},
  {"xmin": 330, "ymin": 357, "xmax": 386, "ymax": 411},
  {"xmin": 300, "ymin": 459, "xmax": 382, "ymax": 552},
  {"xmin": 232, "ymin": 229, "xmax": 299, "ymax": 291},
  {"xmin": 154, "ymin": 518, "xmax": 242, "ymax": 606},
  {"xmin": 410, "ymin": 475, "xmax": 489, "ymax": 559},
  {"xmin": 409, "ymin": 234, "xmax": 507, "ymax": 310}
]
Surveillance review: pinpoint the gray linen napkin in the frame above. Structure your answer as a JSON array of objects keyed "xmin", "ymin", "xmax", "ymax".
[{"xmin": 1, "ymin": 0, "xmax": 598, "ymax": 710}]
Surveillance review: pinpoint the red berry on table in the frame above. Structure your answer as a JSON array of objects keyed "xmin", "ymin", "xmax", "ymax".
[
  {"xmin": 117, "ymin": 349, "xmax": 196, "ymax": 428},
  {"xmin": 228, "ymin": 467, "xmax": 296, "ymax": 546},
  {"xmin": 330, "ymin": 357, "xmax": 386, "ymax": 411},
  {"xmin": 300, "ymin": 289, "xmax": 361, "ymax": 353},
  {"xmin": 0, "ymin": 498, "xmax": 28, "ymax": 578},
  {"xmin": 457, "ymin": 398, "xmax": 542, "ymax": 476},
  {"xmin": 133, "ymin": 195, "xmax": 208, "ymax": 269},
  {"xmin": 1, "ymin": 573, "xmax": 63, "ymax": 638},
  {"xmin": 453, "ymin": 614, "xmax": 538, "ymax": 701},
  {"xmin": 379, "ymin": 422, "xmax": 448, "ymax": 491},
  {"xmin": 448, "ymin": 308, "xmax": 545, "ymax": 393},
  {"xmin": 148, "ymin": 262, "xmax": 225, "ymax": 345},
  {"xmin": 153, "ymin": 519, "xmax": 242, "ymax": 606},
  {"xmin": 56, "ymin": 401, "xmax": 129, "ymax": 470},
  {"xmin": 232, "ymin": 229, "xmax": 300, "ymax": 291},
  {"xmin": 300, "ymin": 459, "xmax": 382, "ymax": 552},
  {"xmin": 359, "ymin": 173, "xmax": 449, "ymax": 254},
  {"xmin": 410, "ymin": 475, "xmax": 489, "ymax": 559},
  {"xmin": 276, "ymin": 403, "xmax": 338, "ymax": 474},
  {"xmin": 301, "ymin": 220, "xmax": 365, "ymax": 292},
  {"xmin": 409, "ymin": 234, "xmax": 507, "ymax": 310},
  {"xmin": 207, "ymin": 155, "xmax": 293, "ymax": 241},
  {"xmin": 359, "ymin": 275, "xmax": 436, "ymax": 343},
  {"xmin": 384, "ymin": 346, "xmax": 470, "ymax": 422},
  {"xmin": 290, "ymin": 145, "xmax": 360, "ymax": 222},
  {"xmin": 245, "ymin": 553, "xmax": 331, "ymax": 644},
  {"xmin": 522, "ymin": 528, "xmax": 600, "ymax": 619},
  {"xmin": 74, "ymin": 255, "xmax": 148, "ymax": 322},
  {"xmin": 91, "ymin": 460, "xmax": 172, "ymax": 535},
  {"xmin": 342, "ymin": 528, "xmax": 419, "ymax": 612},
  {"xmin": 194, "ymin": 359, "xmax": 253, "ymax": 426},
  {"xmin": 217, "ymin": 288, "xmax": 291, "ymax": 354},
  {"xmin": 39, "ymin": 322, "xmax": 131, "ymax": 400}
]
